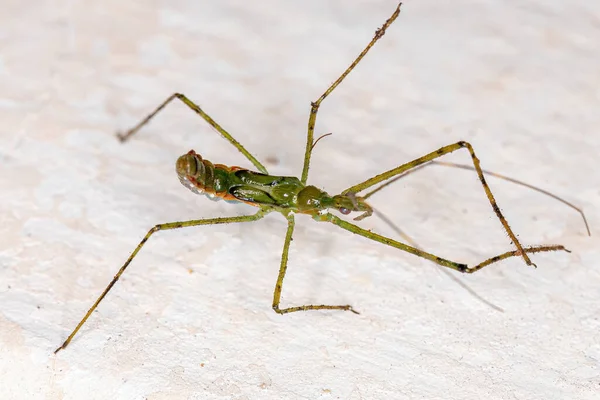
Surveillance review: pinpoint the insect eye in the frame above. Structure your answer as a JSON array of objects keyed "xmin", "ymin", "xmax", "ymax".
[{"xmin": 339, "ymin": 207, "xmax": 351, "ymax": 215}]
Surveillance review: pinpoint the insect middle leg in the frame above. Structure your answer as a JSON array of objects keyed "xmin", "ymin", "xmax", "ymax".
[
  {"xmin": 300, "ymin": 3, "xmax": 402, "ymax": 184},
  {"xmin": 344, "ymin": 141, "xmax": 542, "ymax": 268},
  {"xmin": 271, "ymin": 213, "xmax": 359, "ymax": 315},
  {"xmin": 55, "ymin": 211, "xmax": 268, "ymax": 353},
  {"xmin": 117, "ymin": 93, "xmax": 268, "ymax": 173}
]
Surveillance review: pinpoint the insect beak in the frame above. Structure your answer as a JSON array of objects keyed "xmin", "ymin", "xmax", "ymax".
[{"xmin": 333, "ymin": 193, "xmax": 373, "ymax": 221}]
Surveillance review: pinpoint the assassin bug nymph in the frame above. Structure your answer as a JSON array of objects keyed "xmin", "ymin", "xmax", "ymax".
[{"xmin": 55, "ymin": 3, "xmax": 573, "ymax": 353}]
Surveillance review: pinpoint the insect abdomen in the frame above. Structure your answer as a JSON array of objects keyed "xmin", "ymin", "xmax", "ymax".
[
  {"xmin": 176, "ymin": 150, "xmax": 308, "ymax": 208},
  {"xmin": 176, "ymin": 150, "xmax": 242, "ymax": 201}
]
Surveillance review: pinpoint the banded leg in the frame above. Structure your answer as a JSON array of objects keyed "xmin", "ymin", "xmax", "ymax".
[
  {"xmin": 272, "ymin": 213, "xmax": 359, "ymax": 314},
  {"xmin": 300, "ymin": 3, "xmax": 402, "ymax": 184},
  {"xmin": 343, "ymin": 141, "xmax": 539, "ymax": 268},
  {"xmin": 117, "ymin": 92, "xmax": 268, "ymax": 173},
  {"xmin": 326, "ymin": 213, "xmax": 569, "ymax": 273},
  {"xmin": 373, "ymin": 208, "xmax": 505, "ymax": 312},
  {"xmin": 55, "ymin": 211, "xmax": 267, "ymax": 353},
  {"xmin": 362, "ymin": 160, "xmax": 591, "ymax": 237}
]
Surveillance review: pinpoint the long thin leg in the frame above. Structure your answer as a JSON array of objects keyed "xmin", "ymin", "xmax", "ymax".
[
  {"xmin": 374, "ymin": 207, "xmax": 504, "ymax": 312},
  {"xmin": 55, "ymin": 211, "xmax": 267, "ymax": 353},
  {"xmin": 300, "ymin": 3, "xmax": 402, "ymax": 184},
  {"xmin": 362, "ymin": 160, "xmax": 591, "ymax": 236},
  {"xmin": 117, "ymin": 93, "xmax": 268, "ymax": 174},
  {"xmin": 326, "ymin": 213, "xmax": 569, "ymax": 272},
  {"xmin": 271, "ymin": 213, "xmax": 359, "ymax": 314},
  {"xmin": 343, "ymin": 141, "xmax": 538, "ymax": 267}
]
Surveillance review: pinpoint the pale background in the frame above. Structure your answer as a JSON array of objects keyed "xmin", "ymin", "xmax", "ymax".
[{"xmin": 1, "ymin": 0, "xmax": 599, "ymax": 399}]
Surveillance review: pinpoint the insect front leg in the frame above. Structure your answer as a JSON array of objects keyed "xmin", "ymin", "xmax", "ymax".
[
  {"xmin": 271, "ymin": 213, "xmax": 359, "ymax": 315},
  {"xmin": 326, "ymin": 213, "xmax": 569, "ymax": 273},
  {"xmin": 344, "ymin": 141, "xmax": 554, "ymax": 268},
  {"xmin": 363, "ymin": 160, "xmax": 591, "ymax": 237}
]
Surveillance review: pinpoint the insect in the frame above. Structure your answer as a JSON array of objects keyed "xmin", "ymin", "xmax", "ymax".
[{"xmin": 55, "ymin": 3, "xmax": 580, "ymax": 353}]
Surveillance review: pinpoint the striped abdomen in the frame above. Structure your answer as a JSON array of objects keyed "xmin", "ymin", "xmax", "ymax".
[
  {"xmin": 176, "ymin": 150, "xmax": 244, "ymax": 203},
  {"xmin": 176, "ymin": 149, "xmax": 323, "ymax": 211}
]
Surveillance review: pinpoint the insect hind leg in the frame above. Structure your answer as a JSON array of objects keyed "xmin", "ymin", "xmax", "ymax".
[
  {"xmin": 117, "ymin": 93, "xmax": 268, "ymax": 174},
  {"xmin": 55, "ymin": 211, "xmax": 267, "ymax": 353}
]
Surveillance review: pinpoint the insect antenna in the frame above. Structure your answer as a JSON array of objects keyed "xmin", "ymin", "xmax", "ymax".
[
  {"xmin": 310, "ymin": 132, "xmax": 333, "ymax": 152},
  {"xmin": 370, "ymin": 205, "xmax": 505, "ymax": 312},
  {"xmin": 363, "ymin": 161, "xmax": 591, "ymax": 236}
]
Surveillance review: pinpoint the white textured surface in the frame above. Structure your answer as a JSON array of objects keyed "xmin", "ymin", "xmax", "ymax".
[{"xmin": 1, "ymin": 1, "xmax": 599, "ymax": 399}]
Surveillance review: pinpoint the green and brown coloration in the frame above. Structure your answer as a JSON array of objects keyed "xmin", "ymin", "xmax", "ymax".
[
  {"xmin": 175, "ymin": 149, "xmax": 372, "ymax": 218},
  {"xmin": 55, "ymin": 3, "xmax": 575, "ymax": 353}
]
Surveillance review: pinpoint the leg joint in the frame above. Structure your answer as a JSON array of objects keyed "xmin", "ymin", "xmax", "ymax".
[
  {"xmin": 457, "ymin": 140, "xmax": 471, "ymax": 149},
  {"xmin": 456, "ymin": 263, "xmax": 469, "ymax": 273},
  {"xmin": 272, "ymin": 305, "xmax": 284, "ymax": 314}
]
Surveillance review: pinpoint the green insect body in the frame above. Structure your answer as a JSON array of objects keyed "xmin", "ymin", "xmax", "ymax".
[
  {"xmin": 55, "ymin": 3, "xmax": 580, "ymax": 355},
  {"xmin": 176, "ymin": 150, "xmax": 372, "ymax": 218}
]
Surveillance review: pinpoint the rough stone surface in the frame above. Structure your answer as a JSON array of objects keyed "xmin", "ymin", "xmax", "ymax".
[{"xmin": 1, "ymin": 1, "xmax": 598, "ymax": 399}]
